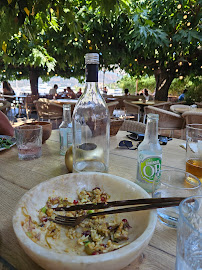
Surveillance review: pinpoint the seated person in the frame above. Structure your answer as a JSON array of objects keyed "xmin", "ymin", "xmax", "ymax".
[
  {"xmin": 143, "ymin": 88, "xmax": 153, "ymax": 101},
  {"xmin": 60, "ymin": 88, "xmax": 68, "ymax": 98},
  {"xmin": 76, "ymin": 88, "xmax": 83, "ymax": 98},
  {"xmin": 178, "ymin": 89, "xmax": 188, "ymax": 101},
  {"xmin": 49, "ymin": 84, "xmax": 58, "ymax": 95},
  {"xmin": 0, "ymin": 111, "xmax": 14, "ymax": 137},
  {"xmin": 124, "ymin": 88, "xmax": 130, "ymax": 96},
  {"xmin": 67, "ymin": 87, "xmax": 77, "ymax": 99}
]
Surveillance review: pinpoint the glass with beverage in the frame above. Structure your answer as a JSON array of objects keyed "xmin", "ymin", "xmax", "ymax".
[
  {"xmin": 15, "ymin": 125, "xmax": 42, "ymax": 160},
  {"xmin": 186, "ymin": 124, "xmax": 202, "ymax": 181}
]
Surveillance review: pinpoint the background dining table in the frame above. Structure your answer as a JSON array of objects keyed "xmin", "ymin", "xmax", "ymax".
[
  {"xmin": 50, "ymin": 98, "xmax": 78, "ymax": 106},
  {"xmin": 131, "ymin": 100, "xmax": 155, "ymax": 106},
  {"xmin": 170, "ymin": 104, "xmax": 202, "ymax": 114},
  {"xmin": 0, "ymin": 130, "xmax": 186, "ymax": 270}
]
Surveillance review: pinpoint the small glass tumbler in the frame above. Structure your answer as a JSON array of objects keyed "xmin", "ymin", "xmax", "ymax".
[
  {"xmin": 15, "ymin": 125, "xmax": 42, "ymax": 160},
  {"xmin": 152, "ymin": 169, "xmax": 201, "ymax": 228},
  {"xmin": 186, "ymin": 124, "xmax": 202, "ymax": 182},
  {"xmin": 176, "ymin": 196, "xmax": 202, "ymax": 270}
]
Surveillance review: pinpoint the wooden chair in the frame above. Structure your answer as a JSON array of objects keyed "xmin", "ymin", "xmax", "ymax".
[
  {"xmin": 123, "ymin": 100, "xmax": 141, "ymax": 122},
  {"xmin": 25, "ymin": 95, "xmax": 39, "ymax": 118},
  {"xmin": 143, "ymin": 106, "xmax": 185, "ymax": 137},
  {"xmin": 152, "ymin": 102, "xmax": 172, "ymax": 111},
  {"xmin": 120, "ymin": 120, "xmax": 146, "ymax": 133},
  {"xmin": 182, "ymin": 111, "xmax": 202, "ymax": 125},
  {"xmin": 34, "ymin": 100, "xmax": 63, "ymax": 125},
  {"xmin": 115, "ymin": 95, "xmax": 140, "ymax": 110},
  {"xmin": 0, "ymin": 100, "xmax": 11, "ymax": 115},
  {"xmin": 107, "ymin": 101, "xmax": 119, "ymax": 117}
]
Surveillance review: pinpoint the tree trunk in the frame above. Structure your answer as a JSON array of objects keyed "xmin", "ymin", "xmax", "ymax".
[
  {"xmin": 29, "ymin": 67, "xmax": 39, "ymax": 95},
  {"xmin": 154, "ymin": 69, "xmax": 175, "ymax": 101}
]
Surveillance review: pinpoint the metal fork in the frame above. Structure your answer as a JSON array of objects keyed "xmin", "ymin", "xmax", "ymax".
[{"xmin": 51, "ymin": 200, "xmax": 182, "ymax": 227}]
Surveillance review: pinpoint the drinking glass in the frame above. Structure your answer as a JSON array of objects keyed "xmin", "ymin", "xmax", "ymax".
[
  {"xmin": 186, "ymin": 124, "xmax": 202, "ymax": 181},
  {"xmin": 15, "ymin": 125, "xmax": 42, "ymax": 160},
  {"xmin": 176, "ymin": 196, "xmax": 202, "ymax": 270},
  {"xmin": 152, "ymin": 169, "xmax": 201, "ymax": 228}
]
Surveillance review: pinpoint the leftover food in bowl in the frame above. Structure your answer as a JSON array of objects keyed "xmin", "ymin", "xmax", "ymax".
[{"xmin": 21, "ymin": 187, "xmax": 131, "ymax": 255}]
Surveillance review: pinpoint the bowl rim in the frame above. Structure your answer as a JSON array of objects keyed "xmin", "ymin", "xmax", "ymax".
[
  {"xmin": 13, "ymin": 172, "xmax": 157, "ymax": 264},
  {"xmin": 15, "ymin": 124, "xmax": 42, "ymax": 131}
]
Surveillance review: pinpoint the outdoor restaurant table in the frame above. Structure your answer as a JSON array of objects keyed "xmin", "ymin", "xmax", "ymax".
[
  {"xmin": 131, "ymin": 100, "xmax": 155, "ymax": 106},
  {"xmin": 131, "ymin": 100, "xmax": 155, "ymax": 115},
  {"xmin": 170, "ymin": 104, "xmax": 202, "ymax": 114},
  {"xmin": 0, "ymin": 94, "xmax": 27, "ymax": 100},
  {"xmin": 50, "ymin": 98, "xmax": 78, "ymax": 106},
  {"xmin": 0, "ymin": 130, "xmax": 186, "ymax": 270}
]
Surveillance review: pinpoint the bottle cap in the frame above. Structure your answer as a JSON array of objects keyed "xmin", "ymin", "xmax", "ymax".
[{"xmin": 85, "ymin": 53, "xmax": 99, "ymax": 64}]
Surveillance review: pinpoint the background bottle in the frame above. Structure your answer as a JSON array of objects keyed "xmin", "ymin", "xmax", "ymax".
[
  {"xmin": 59, "ymin": 104, "xmax": 72, "ymax": 155},
  {"xmin": 72, "ymin": 53, "xmax": 110, "ymax": 173},
  {"xmin": 136, "ymin": 113, "xmax": 162, "ymax": 193}
]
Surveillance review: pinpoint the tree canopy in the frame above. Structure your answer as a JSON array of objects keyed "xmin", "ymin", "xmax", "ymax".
[{"xmin": 0, "ymin": 0, "xmax": 201, "ymax": 100}]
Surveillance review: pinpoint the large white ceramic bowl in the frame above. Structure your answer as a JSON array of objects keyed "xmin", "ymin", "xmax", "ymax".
[{"xmin": 13, "ymin": 173, "xmax": 157, "ymax": 270}]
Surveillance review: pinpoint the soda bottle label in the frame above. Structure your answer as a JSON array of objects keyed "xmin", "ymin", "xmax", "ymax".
[{"xmin": 139, "ymin": 156, "xmax": 162, "ymax": 183}]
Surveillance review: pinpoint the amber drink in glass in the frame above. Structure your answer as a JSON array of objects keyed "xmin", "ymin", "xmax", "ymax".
[{"xmin": 186, "ymin": 124, "xmax": 202, "ymax": 181}]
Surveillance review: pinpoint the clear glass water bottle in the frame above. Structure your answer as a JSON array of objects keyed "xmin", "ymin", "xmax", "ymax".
[
  {"xmin": 136, "ymin": 113, "xmax": 162, "ymax": 193},
  {"xmin": 59, "ymin": 104, "xmax": 72, "ymax": 155},
  {"xmin": 72, "ymin": 53, "xmax": 110, "ymax": 173}
]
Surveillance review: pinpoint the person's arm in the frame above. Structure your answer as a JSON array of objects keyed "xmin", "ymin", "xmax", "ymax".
[{"xmin": 0, "ymin": 111, "xmax": 14, "ymax": 136}]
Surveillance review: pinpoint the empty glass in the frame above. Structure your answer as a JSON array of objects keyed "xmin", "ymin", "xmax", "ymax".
[
  {"xmin": 152, "ymin": 169, "xmax": 201, "ymax": 228},
  {"xmin": 15, "ymin": 125, "xmax": 42, "ymax": 160},
  {"xmin": 176, "ymin": 196, "xmax": 202, "ymax": 270}
]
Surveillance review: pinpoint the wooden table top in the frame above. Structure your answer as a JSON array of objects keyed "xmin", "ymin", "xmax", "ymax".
[
  {"xmin": 0, "ymin": 130, "xmax": 186, "ymax": 270},
  {"xmin": 50, "ymin": 99, "xmax": 78, "ymax": 105},
  {"xmin": 0, "ymin": 94, "xmax": 27, "ymax": 99},
  {"xmin": 170, "ymin": 104, "xmax": 202, "ymax": 114},
  {"xmin": 131, "ymin": 100, "xmax": 155, "ymax": 106}
]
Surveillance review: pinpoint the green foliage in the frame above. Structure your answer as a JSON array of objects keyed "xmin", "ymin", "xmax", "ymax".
[
  {"xmin": 185, "ymin": 83, "xmax": 202, "ymax": 104},
  {"xmin": 168, "ymin": 77, "xmax": 192, "ymax": 95},
  {"xmin": 118, "ymin": 74, "xmax": 202, "ymax": 96},
  {"xmin": 0, "ymin": 0, "xmax": 201, "ymax": 98},
  {"xmin": 0, "ymin": 0, "xmax": 130, "ymax": 45},
  {"xmin": 118, "ymin": 75, "xmax": 156, "ymax": 94}
]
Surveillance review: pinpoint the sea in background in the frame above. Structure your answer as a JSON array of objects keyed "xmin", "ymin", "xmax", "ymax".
[{"xmin": 5, "ymin": 70, "xmax": 124, "ymax": 96}]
